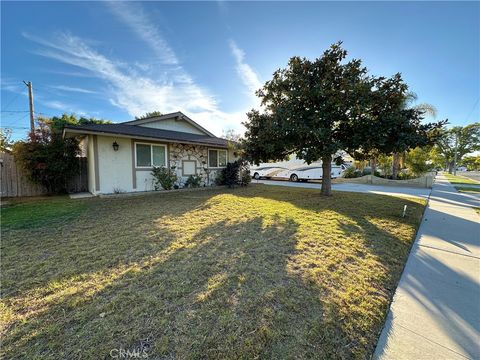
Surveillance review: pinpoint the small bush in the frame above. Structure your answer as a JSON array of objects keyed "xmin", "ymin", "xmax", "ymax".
[
  {"xmin": 215, "ymin": 170, "xmax": 226, "ymax": 186},
  {"xmin": 151, "ymin": 166, "xmax": 178, "ymax": 190},
  {"xmin": 215, "ymin": 160, "xmax": 250, "ymax": 188},
  {"xmin": 185, "ymin": 175, "xmax": 202, "ymax": 188},
  {"xmin": 343, "ymin": 166, "xmax": 362, "ymax": 178},
  {"xmin": 362, "ymin": 168, "xmax": 372, "ymax": 176},
  {"xmin": 240, "ymin": 168, "xmax": 252, "ymax": 186},
  {"xmin": 397, "ymin": 171, "xmax": 415, "ymax": 180}
]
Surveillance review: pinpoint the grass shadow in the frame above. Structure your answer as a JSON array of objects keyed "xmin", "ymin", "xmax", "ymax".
[{"xmin": 2, "ymin": 185, "xmax": 426, "ymax": 359}]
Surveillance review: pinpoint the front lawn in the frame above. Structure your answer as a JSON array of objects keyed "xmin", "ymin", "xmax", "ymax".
[
  {"xmin": 1, "ymin": 186, "xmax": 425, "ymax": 359},
  {"xmin": 444, "ymin": 173, "xmax": 480, "ymax": 185}
]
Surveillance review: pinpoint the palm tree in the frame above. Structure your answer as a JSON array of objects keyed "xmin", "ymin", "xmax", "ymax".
[{"xmin": 391, "ymin": 92, "xmax": 437, "ymax": 179}]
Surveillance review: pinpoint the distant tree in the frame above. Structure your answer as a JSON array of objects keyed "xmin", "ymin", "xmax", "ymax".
[
  {"xmin": 405, "ymin": 146, "xmax": 433, "ymax": 177},
  {"xmin": 135, "ymin": 111, "xmax": 163, "ymax": 120},
  {"xmin": 0, "ymin": 128, "xmax": 13, "ymax": 152},
  {"xmin": 243, "ymin": 42, "xmax": 374, "ymax": 196},
  {"xmin": 461, "ymin": 155, "xmax": 480, "ymax": 171},
  {"xmin": 222, "ymin": 129, "xmax": 242, "ymax": 142},
  {"xmin": 222, "ymin": 129, "xmax": 244, "ymax": 157},
  {"xmin": 377, "ymin": 154, "xmax": 393, "ymax": 177},
  {"xmin": 427, "ymin": 146, "xmax": 446, "ymax": 170},
  {"xmin": 48, "ymin": 113, "xmax": 111, "ymax": 133},
  {"xmin": 435, "ymin": 123, "xmax": 480, "ymax": 173}
]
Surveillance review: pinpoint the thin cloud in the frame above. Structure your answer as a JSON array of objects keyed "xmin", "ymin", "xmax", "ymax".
[
  {"xmin": 41, "ymin": 99, "xmax": 88, "ymax": 116},
  {"xmin": 50, "ymin": 85, "xmax": 97, "ymax": 94},
  {"xmin": 23, "ymin": 31, "xmax": 243, "ymax": 135},
  {"xmin": 229, "ymin": 39, "xmax": 263, "ymax": 99},
  {"xmin": 106, "ymin": 1, "xmax": 178, "ymax": 66}
]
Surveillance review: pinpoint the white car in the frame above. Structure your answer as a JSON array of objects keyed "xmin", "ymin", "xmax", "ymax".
[
  {"xmin": 276, "ymin": 164, "xmax": 347, "ymax": 182},
  {"xmin": 250, "ymin": 166, "xmax": 288, "ymax": 180}
]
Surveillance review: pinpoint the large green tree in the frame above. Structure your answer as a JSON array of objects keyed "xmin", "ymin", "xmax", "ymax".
[
  {"xmin": 243, "ymin": 43, "xmax": 445, "ymax": 194},
  {"xmin": 435, "ymin": 123, "xmax": 480, "ymax": 173},
  {"xmin": 243, "ymin": 43, "xmax": 375, "ymax": 196}
]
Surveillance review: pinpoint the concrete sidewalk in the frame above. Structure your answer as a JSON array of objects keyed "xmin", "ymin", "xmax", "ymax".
[{"xmin": 374, "ymin": 174, "xmax": 480, "ymax": 359}]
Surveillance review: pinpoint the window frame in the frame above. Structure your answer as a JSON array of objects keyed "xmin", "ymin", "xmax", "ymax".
[
  {"xmin": 208, "ymin": 148, "xmax": 228, "ymax": 168},
  {"xmin": 134, "ymin": 142, "xmax": 167, "ymax": 169}
]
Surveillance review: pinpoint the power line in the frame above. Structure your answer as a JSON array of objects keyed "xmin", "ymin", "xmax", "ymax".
[
  {"xmin": 0, "ymin": 110, "xmax": 29, "ymax": 113},
  {"xmin": 1, "ymin": 92, "xmax": 23, "ymax": 112},
  {"xmin": 464, "ymin": 97, "xmax": 479, "ymax": 123}
]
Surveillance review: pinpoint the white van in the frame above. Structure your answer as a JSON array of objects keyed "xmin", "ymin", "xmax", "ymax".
[{"xmin": 250, "ymin": 153, "xmax": 351, "ymax": 182}]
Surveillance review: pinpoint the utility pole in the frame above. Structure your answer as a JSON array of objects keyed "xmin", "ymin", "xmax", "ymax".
[
  {"xmin": 23, "ymin": 81, "xmax": 34, "ymax": 133},
  {"xmin": 453, "ymin": 131, "xmax": 458, "ymax": 176}
]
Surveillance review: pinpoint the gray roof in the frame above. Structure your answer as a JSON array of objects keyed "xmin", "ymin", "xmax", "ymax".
[{"xmin": 63, "ymin": 123, "xmax": 230, "ymax": 148}]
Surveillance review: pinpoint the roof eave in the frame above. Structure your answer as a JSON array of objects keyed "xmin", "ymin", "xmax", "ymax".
[{"xmin": 63, "ymin": 127, "xmax": 229, "ymax": 148}]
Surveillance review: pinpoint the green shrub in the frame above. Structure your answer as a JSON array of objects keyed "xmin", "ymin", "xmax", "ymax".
[
  {"xmin": 362, "ymin": 168, "xmax": 381, "ymax": 177},
  {"xmin": 214, "ymin": 170, "xmax": 226, "ymax": 186},
  {"xmin": 343, "ymin": 166, "xmax": 361, "ymax": 178},
  {"xmin": 215, "ymin": 160, "xmax": 250, "ymax": 188},
  {"xmin": 397, "ymin": 171, "xmax": 415, "ymax": 180},
  {"xmin": 240, "ymin": 168, "xmax": 252, "ymax": 186},
  {"xmin": 151, "ymin": 166, "xmax": 178, "ymax": 190},
  {"xmin": 185, "ymin": 175, "xmax": 202, "ymax": 188},
  {"xmin": 13, "ymin": 125, "xmax": 80, "ymax": 194},
  {"xmin": 362, "ymin": 168, "xmax": 372, "ymax": 176}
]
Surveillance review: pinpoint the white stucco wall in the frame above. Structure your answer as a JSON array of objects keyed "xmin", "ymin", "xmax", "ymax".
[
  {"xmin": 96, "ymin": 136, "xmax": 134, "ymax": 194},
  {"xmin": 135, "ymin": 170, "xmax": 156, "ymax": 192},
  {"xmin": 139, "ymin": 118, "xmax": 205, "ymax": 135},
  {"xmin": 88, "ymin": 135, "xmax": 236, "ymax": 194}
]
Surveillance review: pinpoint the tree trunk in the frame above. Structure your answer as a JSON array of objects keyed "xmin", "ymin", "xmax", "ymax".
[
  {"xmin": 392, "ymin": 152, "xmax": 399, "ymax": 180},
  {"xmin": 448, "ymin": 161, "xmax": 454, "ymax": 174},
  {"xmin": 371, "ymin": 158, "xmax": 377, "ymax": 177},
  {"xmin": 321, "ymin": 155, "xmax": 332, "ymax": 196}
]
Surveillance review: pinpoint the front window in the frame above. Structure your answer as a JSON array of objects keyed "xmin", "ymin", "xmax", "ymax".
[
  {"xmin": 135, "ymin": 143, "xmax": 166, "ymax": 167},
  {"xmin": 208, "ymin": 149, "xmax": 227, "ymax": 168}
]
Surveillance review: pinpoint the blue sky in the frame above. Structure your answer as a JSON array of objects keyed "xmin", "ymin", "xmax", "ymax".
[{"xmin": 1, "ymin": 1, "xmax": 479, "ymax": 140}]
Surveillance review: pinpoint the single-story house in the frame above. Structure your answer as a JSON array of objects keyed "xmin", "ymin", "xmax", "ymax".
[{"xmin": 63, "ymin": 112, "xmax": 237, "ymax": 195}]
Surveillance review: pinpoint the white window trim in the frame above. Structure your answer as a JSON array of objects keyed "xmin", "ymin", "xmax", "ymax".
[
  {"xmin": 208, "ymin": 148, "xmax": 228, "ymax": 168},
  {"xmin": 134, "ymin": 142, "xmax": 167, "ymax": 169}
]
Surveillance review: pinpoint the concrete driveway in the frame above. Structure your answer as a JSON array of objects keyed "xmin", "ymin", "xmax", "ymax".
[{"xmin": 255, "ymin": 179, "xmax": 431, "ymax": 198}]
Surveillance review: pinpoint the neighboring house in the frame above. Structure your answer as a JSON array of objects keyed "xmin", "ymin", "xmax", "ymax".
[{"xmin": 63, "ymin": 112, "xmax": 236, "ymax": 195}]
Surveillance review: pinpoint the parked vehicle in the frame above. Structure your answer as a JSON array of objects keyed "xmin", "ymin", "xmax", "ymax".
[
  {"xmin": 275, "ymin": 164, "xmax": 347, "ymax": 182},
  {"xmin": 250, "ymin": 153, "xmax": 352, "ymax": 181},
  {"xmin": 250, "ymin": 166, "xmax": 288, "ymax": 180}
]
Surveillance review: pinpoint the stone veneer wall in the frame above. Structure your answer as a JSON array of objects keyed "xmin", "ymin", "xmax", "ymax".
[{"xmin": 168, "ymin": 143, "xmax": 220, "ymax": 187}]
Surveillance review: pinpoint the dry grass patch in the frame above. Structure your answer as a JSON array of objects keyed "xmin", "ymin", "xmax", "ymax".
[{"xmin": 1, "ymin": 185, "xmax": 425, "ymax": 359}]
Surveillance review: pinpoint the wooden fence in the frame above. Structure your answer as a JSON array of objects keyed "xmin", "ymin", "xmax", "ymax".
[{"xmin": 0, "ymin": 153, "xmax": 88, "ymax": 197}]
